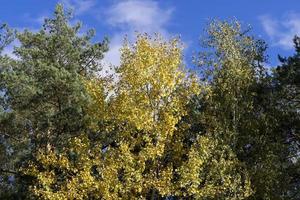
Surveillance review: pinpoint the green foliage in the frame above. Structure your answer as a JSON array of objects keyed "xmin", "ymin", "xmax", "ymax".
[
  {"xmin": 0, "ymin": 23, "xmax": 15, "ymax": 53},
  {"xmin": 273, "ymin": 36, "xmax": 300, "ymax": 199},
  {"xmin": 0, "ymin": 4, "xmax": 108, "ymax": 198},
  {"xmin": 197, "ymin": 20, "xmax": 292, "ymax": 200}
]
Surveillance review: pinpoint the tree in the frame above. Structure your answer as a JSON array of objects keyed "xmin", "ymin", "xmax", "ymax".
[
  {"xmin": 273, "ymin": 36, "xmax": 300, "ymax": 199},
  {"xmin": 195, "ymin": 19, "xmax": 289, "ymax": 199},
  {"xmin": 23, "ymin": 32, "xmax": 255, "ymax": 200},
  {"xmin": 1, "ymin": 7, "xmax": 297, "ymax": 199},
  {"xmin": 0, "ymin": 4, "xmax": 108, "ymax": 198}
]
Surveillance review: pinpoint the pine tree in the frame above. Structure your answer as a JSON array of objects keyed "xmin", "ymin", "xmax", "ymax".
[
  {"xmin": 0, "ymin": 4, "xmax": 108, "ymax": 198},
  {"xmin": 274, "ymin": 36, "xmax": 300, "ymax": 199}
]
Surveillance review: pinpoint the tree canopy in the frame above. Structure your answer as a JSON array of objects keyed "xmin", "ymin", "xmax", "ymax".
[{"xmin": 0, "ymin": 4, "xmax": 299, "ymax": 200}]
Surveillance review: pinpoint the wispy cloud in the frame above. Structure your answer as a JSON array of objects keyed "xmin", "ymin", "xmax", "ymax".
[
  {"xmin": 2, "ymin": 40, "xmax": 20, "ymax": 59},
  {"xmin": 22, "ymin": 13, "xmax": 49, "ymax": 27},
  {"xmin": 259, "ymin": 12, "xmax": 300, "ymax": 50},
  {"xmin": 106, "ymin": 0, "xmax": 173, "ymax": 34},
  {"xmin": 102, "ymin": 0, "xmax": 174, "ymax": 67},
  {"xmin": 61, "ymin": 0, "xmax": 96, "ymax": 16}
]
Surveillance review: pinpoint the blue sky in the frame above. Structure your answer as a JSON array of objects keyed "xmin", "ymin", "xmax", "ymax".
[{"xmin": 1, "ymin": 0, "xmax": 300, "ymax": 68}]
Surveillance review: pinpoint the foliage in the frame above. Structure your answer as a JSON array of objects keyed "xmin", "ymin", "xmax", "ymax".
[
  {"xmin": 273, "ymin": 36, "xmax": 300, "ymax": 199},
  {"xmin": 0, "ymin": 5, "xmax": 298, "ymax": 200},
  {"xmin": 0, "ymin": 4, "xmax": 108, "ymax": 198}
]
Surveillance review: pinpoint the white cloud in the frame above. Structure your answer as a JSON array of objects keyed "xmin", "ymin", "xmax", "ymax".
[
  {"xmin": 62, "ymin": 0, "xmax": 96, "ymax": 16},
  {"xmin": 102, "ymin": 0, "xmax": 174, "ymax": 68},
  {"xmin": 102, "ymin": 34, "xmax": 123, "ymax": 67},
  {"xmin": 22, "ymin": 13, "xmax": 48, "ymax": 25},
  {"xmin": 106, "ymin": 0, "xmax": 173, "ymax": 34},
  {"xmin": 260, "ymin": 12, "xmax": 300, "ymax": 50},
  {"xmin": 259, "ymin": 15, "xmax": 278, "ymax": 37},
  {"xmin": 1, "ymin": 40, "xmax": 20, "ymax": 59}
]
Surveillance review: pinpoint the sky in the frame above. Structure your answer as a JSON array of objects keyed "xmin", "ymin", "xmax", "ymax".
[{"xmin": 1, "ymin": 0, "xmax": 300, "ymax": 69}]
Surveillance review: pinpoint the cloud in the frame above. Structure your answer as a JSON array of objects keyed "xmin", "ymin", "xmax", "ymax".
[
  {"xmin": 259, "ymin": 12, "xmax": 300, "ymax": 50},
  {"xmin": 259, "ymin": 15, "xmax": 278, "ymax": 37},
  {"xmin": 61, "ymin": 0, "xmax": 96, "ymax": 16},
  {"xmin": 22, "ymin": 13, "xmax": 48, "ymax": 25},
  {"xmin": 102, "ymin": 0, "xmax": 174, "ymax": 68},
  {"xmin": 106, "ymin": 0, "xmax": 173, "ymax": 34},
  {"xmin": 1, "ymin": 40, "xmax": 20, "ymax": 59},
  {"xmin": 102, "ymin": 34, "xmax": 123, "ymax": 67}
]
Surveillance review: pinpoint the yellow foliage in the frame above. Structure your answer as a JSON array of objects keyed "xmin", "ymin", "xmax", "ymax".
[{"xmin": 23, "ymin": 33, "xmax": 252, "ymax": 200}]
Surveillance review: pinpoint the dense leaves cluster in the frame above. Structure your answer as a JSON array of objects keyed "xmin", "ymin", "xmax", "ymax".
[{"xmin": 0, "ymin": 4, "xmax": 299, "ymax": 200}]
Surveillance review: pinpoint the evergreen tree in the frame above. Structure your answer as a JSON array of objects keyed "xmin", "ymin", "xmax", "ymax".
[
  {"xmin": 274, "ymin": 36, "xmax": 300, "ymax": 199},
  {"xmin": 0, "ymin": 4, "xmax": 108, "ymax": 198}
]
